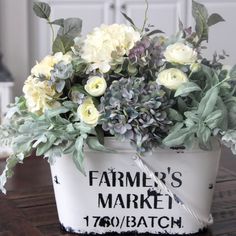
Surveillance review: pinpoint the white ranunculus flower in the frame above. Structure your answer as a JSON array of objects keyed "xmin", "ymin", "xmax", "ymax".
[
  {"xmin": 164, "ymin": 42, "xmax": 198, "ymax": 65},
  {"xmin": 81, "ymin": 24, "xmax": 140, "ymax": 73},
  {"xmin": 156, "ymin": 68, "xmax": 188, "ymax": 90},
  {"xmin": 77, "ymin": 98, "xmax": 100, "ymax": 126},
  {"xmin": 85, "ymin": 76, "xmax": 107, "ymax": 97},
  {"xmin": 23, "ymin": 76, "xmax": 60, "ymax": 115}
]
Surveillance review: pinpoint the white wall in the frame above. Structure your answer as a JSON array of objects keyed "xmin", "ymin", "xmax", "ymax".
[{"xmin": 0, "ymin": 0, "xmax": 29, "ymax": 97}]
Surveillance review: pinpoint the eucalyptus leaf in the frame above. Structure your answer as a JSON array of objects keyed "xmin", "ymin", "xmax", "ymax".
[
  {"xmin": 207, "ymin": 13, "xmax": 225, "ymax": 27},
  {"xmin": 33, "ymin": 2, "xmax": 51, "ymax": 19},
  {"xmin": 174, "ymin": 82, "xmax": 201, "ymax": 97}
]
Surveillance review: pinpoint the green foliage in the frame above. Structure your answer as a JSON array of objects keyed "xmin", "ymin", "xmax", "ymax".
[
  {"xmin": 33, "ymin": 2, "xmax": 51, "ymax": 19},
  {"xmin": 53, "ymin": 36, "xmax": 74, "ymax": 54},
  {"xmin": 174, "ymin": 82, "xmax": 201, "ymax": 97},
  {"xmin": 207, "ymin": 13, "xmax": 225, "ymax": 27},
  {"xmin": 192, "ymin": 0, "xmax": 209, "ymax": 43},
  {"xmin": 197, "ymin": 87, "xmax": 218, "ymax": 118},
  {"xmin": 192, "ymin": 0, "xmax": 224, "ymax": 44}
]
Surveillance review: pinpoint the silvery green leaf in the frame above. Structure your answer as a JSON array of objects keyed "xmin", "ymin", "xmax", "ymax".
[
  {"xmin": 63, "ymin": 141, "xmax": 75, "ymax": 154},
  {"xmin": 53, "ymin": 35, "xmax": 74, "ymax": 54},
  {"xmin": 198, "ymin": 87, "xmax": 218, "ymax": 118},
  {"xmin": 0, "ymin": 155, "xmax": 25, "ymax": 194},
  {"xmin": 73, "ymin": 149, "xmax": 86, "ymax": 175},
  {"xmin": 221, "ymin": 130, "xmax": 236, "ymax": 155},
  {"xmin": 44, "ymin": 146, "xmax": 62, "ymax": 165},
  {"xmin": 174, "ymin": 82, "xmax": 201, "ymax": 97},
  {"xmin": 58, "ymin": 18, "xmax": 82, "ymax": 38},
  {"xmin": 74, "ymin": 122, "xmax": 93, "ymax": 134},
  {"xmin": 33, "ymin": 2, "xmax": 51, "ymax": 19},
  {"xmin": 163, "ymin": 128, "xmax": 193, "ymax": 147},
  {"xmin": 32, "ymin": 134, "xmax": 47, "ymax": 148},
  {"xmin": 169, "ymin": 122, "xmax": 184, "ymax": 133},
  {"xmin": 197, "ymin": 122, "xmax": 211, "ymax": 145},
  {"xmin": 36, "ymin": 135, "xmax": 57, "ymax": 156},
  {"xmin": 207, "ymin": 13, "xmax": 225, "ymax": 27},
  {"xmin": 86, "ymin": 137, "xmax": 113, "ymax": 152},
  {"xmin": 184, "ymin": 111, "xmax": 200, "ymax": 123},
  {"xmin": 45, "ymin": 107, "xmax": 69, "ymax": 118},
  {"xmin": 204, "ymin": 109, "xmax": 223, "ymax": 129}
]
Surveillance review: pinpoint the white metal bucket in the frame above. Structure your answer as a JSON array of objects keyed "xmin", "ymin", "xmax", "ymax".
[{"xmin": 50, "ymin": 138, "xmax": 221, "ymax": 235}]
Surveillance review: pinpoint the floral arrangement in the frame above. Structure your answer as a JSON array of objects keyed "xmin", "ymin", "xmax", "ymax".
[{"xmin": 1, "ymin": 0, "xmax": 236, "ymax": 193}]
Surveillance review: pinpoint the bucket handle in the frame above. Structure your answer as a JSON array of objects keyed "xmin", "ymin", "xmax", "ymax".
[{"xmin": 133, "ymin": 154, "xmax": 213, "ymax": 229}]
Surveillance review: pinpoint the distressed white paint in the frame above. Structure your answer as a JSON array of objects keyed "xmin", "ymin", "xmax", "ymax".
[{"xmin": 51, "ymin": 138, "xmax": 221, "ymax": 234}]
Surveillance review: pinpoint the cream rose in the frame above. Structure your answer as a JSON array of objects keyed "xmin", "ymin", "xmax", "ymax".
[
  {"xmin": 85, "ymin": 76, "xmax": 107, "ymax": 97},
  {"xmin": 23, "ymin": 76, "xmax": 60, "ymax": 115},
  {"xmin": 81, "ymin": 24, "xmax": 140, "ymax": 73},
  {"xmin": 156, "ymin": 68, "xmax": 188, "ymax": 90},
  {"xmin": 77, "ymin": 98, "xmax": 100, "ymax": 126},
  {"xmin": 164, "ymin": 42, "xmax": 197, "ymax": 65}
]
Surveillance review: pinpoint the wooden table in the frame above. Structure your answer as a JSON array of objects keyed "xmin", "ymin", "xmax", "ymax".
[{"xmin": 0, "ymin": 147, "xmax": 236, "ymax": 236}]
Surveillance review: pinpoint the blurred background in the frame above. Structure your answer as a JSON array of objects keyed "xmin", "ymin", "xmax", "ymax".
[{"xmin": 0, "ymin": 0, "xmax": 235, "ymax": 114}]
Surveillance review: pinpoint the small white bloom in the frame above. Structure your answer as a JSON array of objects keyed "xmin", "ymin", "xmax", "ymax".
[
  {"xmin": 164, "ymin": 42, "xmax": 198, "ymax": 65},
  {"xmin": 156, "ymin": 68, "xmax": 188, "ymax": 90},
  {"xmin": 77, "ymin": 98, "xmax": 100, "ymax": 126},
  {"xmin": 85, "ymin": 76, "xmax": 107, "ymax": 97}
]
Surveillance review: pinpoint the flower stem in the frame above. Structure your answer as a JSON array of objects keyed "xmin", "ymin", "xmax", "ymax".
[
  {"xmin": 141, "ymin": 0, "xmax": 149, "ymax": 34},
  {"xmin": 48, "ymin": 18, "xmax": 55, "ymax": 48}
]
